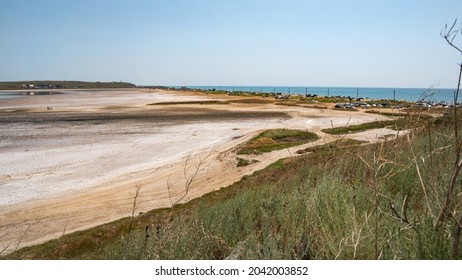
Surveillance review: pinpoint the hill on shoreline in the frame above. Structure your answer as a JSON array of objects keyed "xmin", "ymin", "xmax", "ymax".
[{"xmin": 0, "ymin": 80, "xmax": 136, "ymax": 90}]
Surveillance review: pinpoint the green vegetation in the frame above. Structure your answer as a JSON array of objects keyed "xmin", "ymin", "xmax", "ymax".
[
  {"xmin": 229, "ymin": 98, "xmax": 274, "ymax": 104},
  {"xmin": 236, "ymin": 129, "xmax": 320, "ymax": 155},
  {"xmin": 321, "ymin": 120, "xmax": 401, "ymax": 135},
  {"xmin": 316, "ymin": 96, "xmax": 351, "ymax": 103},
  {"xmin": 5, "ymin": 113, "xmax": 462, "ymax": 259},
  {"xmin": 296, "ymin": 139, "xmax": 367, "ymax": 154},
  {"xmin": 146, "ymin": 97, "xmax": 274, "ymax": 107},
  {"xmin": 147, "ymin": 100, "xmax": 227, "ymax": 106},
  {"xmin": 0, "ymin": 80, "xmax": 135, "ymax": 90},
  {"xmin": 321, "ymin": 115, "xmax": 433, "ymax": 135},
  {"xmin": 365, "ymin": 110, "xmax": 409, "ymax": 117},
  {"xmin": 236, "ymin": 158, "xmax": 259, "ymax": 167},
  {"xmin": 365, "ymin": 109, "xmax": 436, "ymax": 118}
]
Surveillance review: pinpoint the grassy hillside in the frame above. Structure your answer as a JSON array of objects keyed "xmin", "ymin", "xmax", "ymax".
[
  {"xmin": 0, "ymin": 81, "xmax": 136, "ymax": 90},
  {"xmin": 5, "ymin": 112, "xmax": 462, "ymax": 259}
]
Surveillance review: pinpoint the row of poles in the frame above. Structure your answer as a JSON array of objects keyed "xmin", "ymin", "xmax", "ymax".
[{"xmin": 197, "ymin": 86, "xmax": 396, "ymax": 102}]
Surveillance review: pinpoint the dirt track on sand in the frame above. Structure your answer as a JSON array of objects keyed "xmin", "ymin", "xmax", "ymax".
[{"xmin": 0, "ymin": 89, "xmax": 396, "ymax": 254}]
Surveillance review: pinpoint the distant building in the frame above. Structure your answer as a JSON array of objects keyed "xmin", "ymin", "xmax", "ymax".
[{"xmin": 19, "ymin": 83, "xmax": 66, "ymax": 89}]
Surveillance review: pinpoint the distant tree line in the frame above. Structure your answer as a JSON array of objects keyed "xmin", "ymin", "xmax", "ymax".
[{"xmin": 0, "ymin": 80, "xmax": 136, "ymax": 90}]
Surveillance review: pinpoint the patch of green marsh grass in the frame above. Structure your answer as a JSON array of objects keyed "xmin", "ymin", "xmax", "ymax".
[
  {"xmin": 297, "ymin": 139, "xmax": 367, "ymax": 154},
  {"xmin": 321, "ymin": 120, "xmax": 400, "ymax": 135},
  {"xmin": 365, "ymin": 110, "xmax": 409, "ymax": 117},
  {"xmin": 147, "ymin": 100, "xmax": 227, "ymax": 106},
  {"xmin": 237, "ymin": 129, "xmax": 319, "ymax": 155},
  {"xmin": 236, "ymin": 158, "xmax": 259, "ymax": 167},
  {"xmin": 321, "ymin": 114, "xmax": 433, "ymax": 135}
]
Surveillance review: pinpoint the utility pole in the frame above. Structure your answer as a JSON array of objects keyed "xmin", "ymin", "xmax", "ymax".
[
  {"xmin": 356, "ymin": 88, "xmax": 359, "ymax": 100},
  {"xmin": 393, "ymin": 90, "xmax": 396, "ymax": 106}
]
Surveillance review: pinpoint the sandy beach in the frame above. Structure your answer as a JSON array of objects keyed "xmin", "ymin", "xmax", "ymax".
[{"xmin": 0, "ymin": 88, "xmax": 396, "ymax": 254}]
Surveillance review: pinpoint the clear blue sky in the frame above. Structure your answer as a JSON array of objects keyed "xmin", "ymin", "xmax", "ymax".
[{"xmin": 1, "ymin": 0, "xmax": 462, "ymax": 88}]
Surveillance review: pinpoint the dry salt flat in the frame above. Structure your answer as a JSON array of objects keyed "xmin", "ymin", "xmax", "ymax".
[
  {"xmin": 0, "ymin": 89, "xmax": 230, "ymax": 205},
  {"xmin": 0, "ymin": 88, "xmax": 395, "ymax": 253}
]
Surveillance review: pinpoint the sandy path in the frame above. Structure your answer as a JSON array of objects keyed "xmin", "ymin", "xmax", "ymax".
[{"xmin": 0, "ymin": 89, "xmax": 395, "ymax": 254}]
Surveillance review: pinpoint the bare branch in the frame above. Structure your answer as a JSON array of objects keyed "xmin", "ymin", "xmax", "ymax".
[
  {"xmin": 129, "ymin": 186, "xmax": 140, "ymax": 228},
  {"xmin": 123, "ymin": 186, "xmax": 141, "ymax": 259},
  {"xmin": 452, "ymin": 211, "xmax": 462, "ymax": 258},
  {"xmin": 0, "ymin": 243, "xmax": 11, "ymax": 255},
  {"xmin": 166, "ymin": 175, "xmax": 177, "ymax": 206},
  {"xmin": 13, "ymin": 224, "xmax": 31, "ymax": 255},
  {"xmin": 439, "ymin": 19, "xmax": 462, "ymax": 258},
  {"xmin": 169, "ymin": 148, "xmax": 215, "ymax": 208},
  {"xmin": 62, "ymin": 220, "xmax": 68, "ymax": 237},
  {"xmin": 441, "ymin": 19, "xmax": 462, "ymax": 54}
]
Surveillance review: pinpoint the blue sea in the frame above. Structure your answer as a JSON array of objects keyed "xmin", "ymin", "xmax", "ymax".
[
  {"xmin": 0, "ymin": 86, "xmax": 457, "ymax": 103},
  {"xmin": 177, "ymin": 86, "xmax": 458, "ymax": 103}
]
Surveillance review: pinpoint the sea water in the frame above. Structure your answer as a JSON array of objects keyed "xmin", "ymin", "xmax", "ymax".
[
  {"xmin": 1, "ymin": 86, "xmax": 457, "ymax": 103},
  {"xmin": 178, "ymin": 86, "xmax": 458, "ymax": 103}
]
